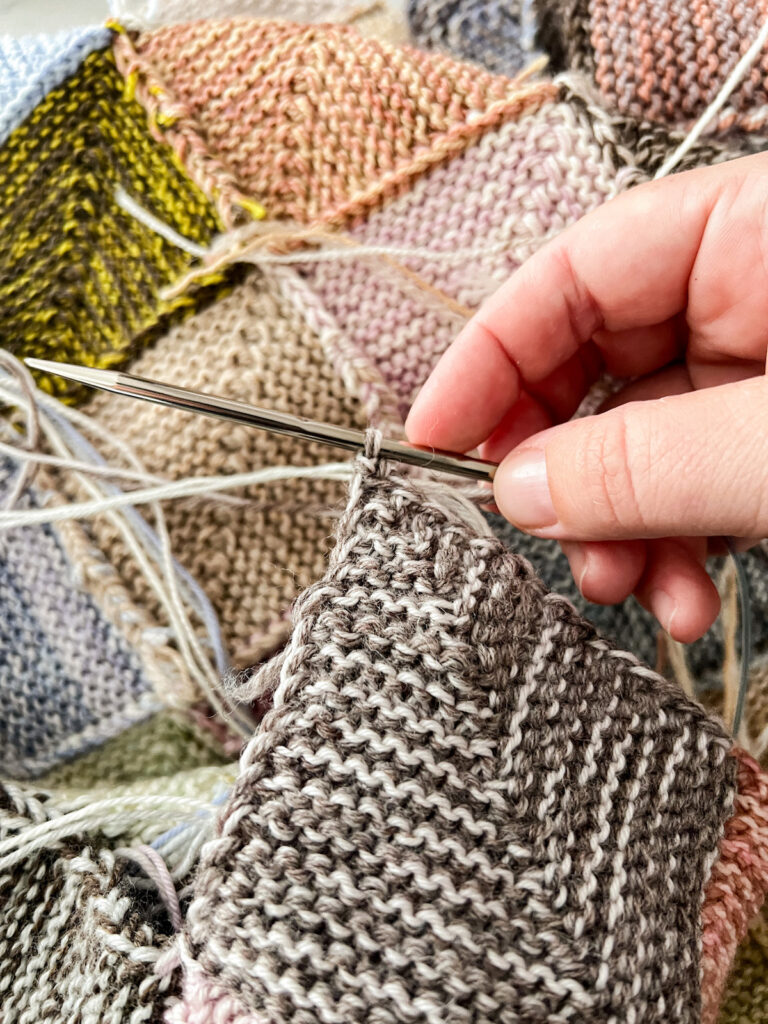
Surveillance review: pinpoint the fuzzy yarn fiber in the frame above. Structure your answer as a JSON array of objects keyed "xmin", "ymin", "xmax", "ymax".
[{"xmin": 1, "ymin": 8, "xmax": 768, "ymax": 1023}]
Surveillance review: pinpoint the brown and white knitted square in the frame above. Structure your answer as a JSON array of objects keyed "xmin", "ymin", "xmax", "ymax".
[{"xmin": 176, "ymin": 439, "xmax": 737, "ymax": 1023}]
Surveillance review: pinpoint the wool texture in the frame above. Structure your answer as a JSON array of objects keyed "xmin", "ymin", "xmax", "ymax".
[
  {"xmin": 35, "ymin": 710, "xmax": 231, "ymax": 796},
  {"xmin": 2, "ymin": 13, "xmax": 768, "ymax": 1019},
  {"xmin": 408, "ymin": 0, "xmax": 768, "ymax": 137},
  {"xmin": 0, "ymin": 785, "xmax": 179, "ymax": 1023},
  {"xmin": 112, "ymin": 18, "xmax": 556, "ymax": 228},
  {"xmin": 701, "ymin": 750, "xmax": 768, "ymax": 1022},
  {"xmin": 173, "ymin": 442, "xmax": 738, "ymax": 1023},
  {"xmin": 110, "ymin": 0, "xmax": 408, "ymax": 43},
  {"xmin": 718, "ymin": 910, "xmax": 768, "ymax": 1024},
  {"xmin": 408, "ymin": 0, "xmax": 530, "ymax": 76},
  {"xmin": 0, "ymin": 47, "xmax": 226, "ymax": 404},
  {"xmin": 0, "ymin": 458, "xmax": 162, "ymax": 779},
  {"xmin": 0, "ymin": 25, "xmax": 111, "ymax": 144},
  {"xmin": 77, "ymin": 268, "xmax": 376, "ymax": 667}
]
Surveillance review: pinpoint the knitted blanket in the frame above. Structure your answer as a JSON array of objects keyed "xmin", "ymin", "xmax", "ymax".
[{"xmin": 2, "ymin": 3, "xmax": 768, "ymax": 1020}]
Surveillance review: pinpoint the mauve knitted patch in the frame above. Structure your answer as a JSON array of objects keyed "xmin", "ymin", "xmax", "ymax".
[{"xmin": 176, "ymin": 443, "xmax": 737, "ymax": 1023}]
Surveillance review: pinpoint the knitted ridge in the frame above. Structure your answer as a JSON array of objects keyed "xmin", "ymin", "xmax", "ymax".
[
  {"xmin": 0, "ymin": 48, "xmax": 226, "ymax": 405},
  {"xmin": 112, "ymin": 18, "xmax": 557, "ymax": 228},
  {"xmin": 298, "ymin": 81, "xmax": 645, "ymax": 410},
  {"xmin": 35, "ymin": 710, "xmax": 231, "ymax": 796},
  {"xmin": 491, "ymin": 516, "xmax": 768, "ymax": 720},
  {"xmin": 0, "ymin": 459, "xmax": 162, "ymax": 779},
  {"xmin": 77, "ymin": 268, "xmax": 384, "ymax": 668},
  {"xmin": 0, "ymin": 787, "xmax": 177, "ymax": 1021},
  {"xmin": 110, "ymin": 0, "xmax": 408, "ymax": 42},
  {"xmin": 0, "ymin": 25, "xmax": 111, "ymax": 145},
  {"xmin": 174, "ymin": 443, "xmax": 737, "ymax": 1023},
  {"xmin": 718, "ymin": 910, "xmax": 768, "ymax": 1024},
  {"xmin": 701, "ymin": 750, "xmax": 768, "ymax": 1023},
  {"xmin": 408, "ymin": 0, "xmax": 529, "ymax": 76},
  {"xmin": 408, "ymin": 0, "xmax": 768, "ymax": 136}
]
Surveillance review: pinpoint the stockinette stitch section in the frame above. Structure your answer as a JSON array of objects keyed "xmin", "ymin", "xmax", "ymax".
[
  {"xmin": 0, "ymin": 47, "xmax": 225, "ymax": 405},
  {"xmin": 0, "ymin": 25, "xmax": 111, "ymax": 145},
  {"xmin": 0, "ymin": 458, "xmax": 161, "ymax": 780},
  {"xmin": 173, "ymin": 439, "xmax": 736, "ymax": 1023},
  {"xmin": 112, "ymin": 17, "xmax": 556, "ymax": 229}
]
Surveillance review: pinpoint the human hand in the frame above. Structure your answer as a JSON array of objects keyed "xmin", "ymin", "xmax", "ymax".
[{"xmin": 406, "ymin": 154, "xmax": 768, "ymax": 643}]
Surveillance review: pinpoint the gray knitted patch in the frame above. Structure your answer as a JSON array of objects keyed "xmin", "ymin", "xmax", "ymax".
[{"xmin": 185, "ymin": 447, "xmax": 736, "ymax": 1023}]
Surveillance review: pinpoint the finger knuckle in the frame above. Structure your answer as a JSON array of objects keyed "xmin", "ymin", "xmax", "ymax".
[{"xmin": 578, "ymin": 412, "xmax": 647, "ymax": 533}]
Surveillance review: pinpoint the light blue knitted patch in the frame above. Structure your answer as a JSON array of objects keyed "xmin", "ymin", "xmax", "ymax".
[
  {"xmin": 0, "ymin": 24, "xmax": 112, "ymax": 146},
  {"xmin": 0, "ymin": 459, "xmax": 160, "ymax": 778}
]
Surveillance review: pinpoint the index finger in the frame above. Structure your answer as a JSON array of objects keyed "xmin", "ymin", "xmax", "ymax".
[{"xmin": 405, "ymin": 159, "xmax": 729, "ymax": 453}]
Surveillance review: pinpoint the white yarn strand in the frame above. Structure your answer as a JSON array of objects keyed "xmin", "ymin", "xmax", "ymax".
[
  {"xmin": 655, "ymin": 19, "xmax": 768, "ymax": 179},
  {"xmin": 0, "ymin": 462, "xmax": 354, "ymax": 529}
]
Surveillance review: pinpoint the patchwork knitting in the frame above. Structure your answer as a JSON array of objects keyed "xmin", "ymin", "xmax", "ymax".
[
  {"xmin": 0, "ymin": 458, "xmax": 162, "ymax": 779},
  {"xmin": 0, "ymin": 785, "xmax": 178, "ymax": 1022},
  {"xmin": 718, "ymin": 911, "xmax": 768, "ymax": 1024},
  {"xmin": 0, "ymin": 25, "xmax": 111, "ymax": 144},
  {"xmin": 77, "ymin": 268, "xmax": 377, "ymax": 666},
  {"xmin": 35, "ymin": 710, "xmax": 231, "ymax": 795},
  {"xmin": 0, "ymin": 47, "xmax": 226, "ymax": 404},
  {"xmin": 175, "ymin": 442, "xmax": 738, "ymax": 1023},
  {"xmin": 110, "ymin": 0, "xmax": 409, "ymax": 42},
  {"xmin": 2, "ymin": 11, "xmax": 768, "ymax": 1020},
  {"xmin": 112, "ymin": 18, "xmax": 556, "ymax": 228},
  {"xmin": 408, "ymin": 0, "xmax": 530, "ymax": 76},
  {"xmin": 409, "ymin": 0, "xmax": 768, "ymax": 137}
]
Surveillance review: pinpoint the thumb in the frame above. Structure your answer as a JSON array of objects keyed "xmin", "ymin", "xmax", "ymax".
[{"xmin": 493, "ymin": 376, "xmax": 768, "ymax": 541}]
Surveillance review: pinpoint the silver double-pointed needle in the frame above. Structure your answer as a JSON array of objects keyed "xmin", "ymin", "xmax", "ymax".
[{"xmin": 24, "ymin": 359, "xmax": 497, "ymax": 483}]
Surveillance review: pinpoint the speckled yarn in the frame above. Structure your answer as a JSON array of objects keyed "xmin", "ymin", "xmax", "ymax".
[
  {"xmin": 2, "ymin": 14, "xmax": 768, "ymax": 1020},
  {"xmin": 0, "ymin": 458, "xmax": 162, "ymax": 779},
  {"xmin": 172, "ymin": 442, "xmax": 738, "ymax": 1024},
  {"xmin": 409, "ymin": 0, "xmax": 768, "ymax": 136},
  {"xmin": 113, "ymin": 17, "xmax": 555, "ymax": 228},
  {"xmin": 0, "ymin": 47, "xmax": 226, "ymax": 404},
  {"xmin": 77, "ymin": 269, "xmax": 377, "ymax": 667},
  {"xmin": 0, "ymin": 24, "xmax": 111, "ymax": 144},
  {"xmin": 0, "ymin": 784, "xmax": 178, "ymax": 1022},
  {"xmin": 408, "ymin": 0, "xmax": 529, "ymax": 76}
]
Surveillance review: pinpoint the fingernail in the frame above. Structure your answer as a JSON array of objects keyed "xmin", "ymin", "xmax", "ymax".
[
  {"xmin": 650, "ymin": 588, "xmax": 678, "ymax": 635},
  {"xmin": 496, "ymin": 446, "xmax": 558, "ymax": 530}
]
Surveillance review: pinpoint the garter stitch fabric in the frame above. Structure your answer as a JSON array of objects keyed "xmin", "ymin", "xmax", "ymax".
[
  {"xmin": 700, "ymin": 750, "xmax": 768, "ymax": 1022},
  {"xmin": 0, "ymin": 458, "xmax": 162, "ymax": 780},
  {"xmin": 409, "ymin": 0, "xmax": 768, "ymax": 136},
  {"xmin": 0, "ymin": 25, "xmax": 111, "ymax": 144},
  {"xmin": 110, "ymin": 0, "xmax": 409, "ymax": 43},
  {"xmin": 0, "ymin": 786, "xmax": 178, "ymax": 1022},
  {"xmin": 298, "ymin": 82, "xmax": 645, "ymax": 409},
  {"xmin": 35, "ymin": 711, "xmax": 230, "ymax": 795},
  {"xmin": 173, "ymin": 442, "xmax": 737, "ymax": 1023},
  {"xmin": 78, "ymin": 269, "xmax": 378, "ymax": 667},
  {"xmin": 718, "ymin": 911, "xmax": 768, "ymax": 1024},
  {"xmin": 408, "ymin": 0, "xmax": 530, "ymax": 76},
  {"xmin": 0, "ymin": 47, "xmax": 226, "ymax": 404},
  {"xmin": 112, "ymin": 18, "xmax": 557, "ymax": 228}
]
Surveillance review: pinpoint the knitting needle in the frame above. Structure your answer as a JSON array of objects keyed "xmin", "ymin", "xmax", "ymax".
[{"xmin": 24, "ymin": 359, "xmax": 498, "ymax": 483}]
